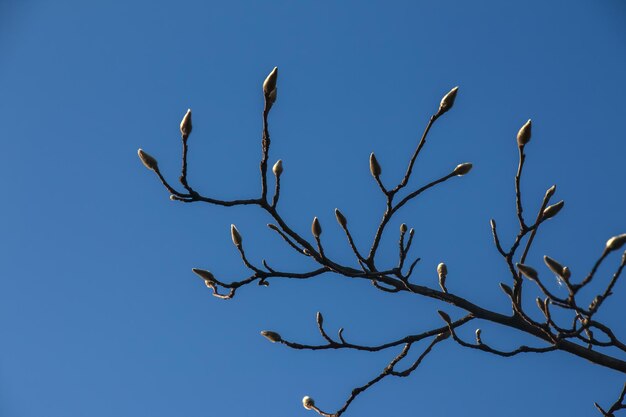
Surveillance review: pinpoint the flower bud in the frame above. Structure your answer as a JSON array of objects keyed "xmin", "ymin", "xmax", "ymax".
[
  {"xmin": 137, "ymin": 149, "xmax": 158, "ymax": 171},
  {"xmin": 516, "ymin": 119, "xmax": 531, "ymax": 147},
  {"xmin": 369, "ymin": 152, "xmax": 381, "ymax": 177},
  {"xmin": 192, "ymin": 268, "xmax": 215, "ymax": 282},
  {"xmin": 453, "ymin": 162, "xmax": 473, "ymax": 176},
  {"xmin": 543, "ymin": 256, "xmax": 568, "ymax": 281},
  {"xmin": 311, "ymin": 217, "xmax": 322, "ymax": 238},
  {"xmin": 499, "ymin": 282, "xmax": 513, "ymax": 298},
  {"xmin": 180, "ymin": 108, "xmax": 192, "ymax": 139},
  {"xmin": 542, "ymin": 200, "xmax": 564, "ymax": 220},
  {"xmin": 517, "ymin": 263, "xmax": 538, "ymax": 280},
  {"xmin": 260, "ymin": 330, "xmax": 282, "ymax": 343},
  {"xmin": 316, "ymin": 311, "xmax": 323, "ymax": 326},
  {"xmin": 272, "ymin": 159, "xmax": 283, "ymax": 176},
  {"xmin": 400, "ymin": 223, "xmax": 408, "ymax": 233},
  {"xmin": 606, "ymin": 234, "xmax": 626, "ymax": 253},
  {"xmin": 437, "ymin": 262, "xmax": 447, "ymax": 279},
  {"xmin": 437, "ymin": 310, "xmax": 451, "ymax": 324},
  {"xmin": 545, "ymin": 185, "xmax": 556, "ymax": 199},
  {"xmin": 263, "ymin": 67, "xmax": 278, "ymax": 104},
  {"xmin": 335, "ymin": 208, "xmax": 347, "ymax": 228},
  {"xmin": 536, "ymin": 297, "xmax": 546, "ymax": 315},
  {"xmin": 438, "ymin": 86, "xmax": 459, "ymax": 115},
  {"xmin": 231, "ymin": 224, "xmax": 242, "ymax": 246},
  {"xmin": 475, "ymin": 328, "xmax": 482, "ymax": 344},
  {"xmin": 562, "ymin": 266, "xmax": 571, "ymax": 280},
  {"xmin": 302, "ymin": 396, "xmax": 315, "ymax": 410}
]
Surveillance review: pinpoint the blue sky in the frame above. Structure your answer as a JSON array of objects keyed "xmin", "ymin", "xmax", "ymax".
[{"xmin": 1, "ymin": 1, "xmax": 625, "ymax": 416}]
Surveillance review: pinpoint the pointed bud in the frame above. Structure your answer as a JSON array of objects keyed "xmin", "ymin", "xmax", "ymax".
[
  {"xmin": 475, "ymin": 328, "xmax": 482, "ymax": 344},
  {"xmin": 311, "ymin": 217, "xmax": 322, "ymax": 238},
  {"xmin": 231, "ymin": 224, "xmax": 242, "ymax": 246},
  {"xmin": 437, "ymin": 310, "xmax": 451, "ymax": 324},
  {"xmin": 316, "ymin": 312, "xmax": 323, "ymax": 327},
  {"xmin": 263, "ymin": 67, "xmax": 278, "ymax": 105},
  {"xmin": 562, "ymin": 266, "xmax": 571, "ymax": 280},
  {"xmin": 180, "ymin": 109, "xmax": 192, "ymax": 139},
  {"xmin": 302, "ymin": 396, "xmax": 315, "ymax": 410},
  {"xmin": 260, "ymin": 330, "xmax": 282, "ymax": 343},
  {"xmin": 437, "ymin": 262, "xmax": 448, "ymax": 279},
  {"xmin": 369, "ymin": 153, "xmax": 381, "ymax": 177},
  {"xmin": 400, "ymin": 223, "xmax": 408, "ymax": 233},
  {"xmin": 334, "ymin": 209, "xmax": 347, "ymax": 228},
  {"xmin": 544, "ymin": 256, "xmax": 568, "ymax": 280},
  {"xmin": 542, "ymin": 200, "xmax": 564, "ymax": 220},
  {"xmin": 272, "ymin": 159, "xmax": 283, "ymax": 177},
  {"xmin": 453, "ymin": 162, "xmax": 473, "ymax": 176},
  {"xmin": 517, "ymin": 119, "xmax": 532, "ymax": 147},
  {"xmin": 192, "ymin": 268, "xmax": 215, "ymax": 283},
  {"xmin": 545, "ymin": 185, "xmax": 557, "ymax": 199},
  {"xmin": 536, "ymin": 297, "xmax": 546, "ymax": 315},
  {"xmin": 606, "ymin": 234, "xmax": 626, "ymax": 253},
  {"xmin": 499, "ymin": 282, "xmax": 513, "ymax": 298},
  {"xmin": 138, "ymin": 149, "xmax": 158, "ymax": 171},
  {"xmin": 438, "ymin": 86, "xmax": 459, "ymax": 116},
  {"xmin": 517, "ymin": 263, "xmax": 539, "ymax": 280}
]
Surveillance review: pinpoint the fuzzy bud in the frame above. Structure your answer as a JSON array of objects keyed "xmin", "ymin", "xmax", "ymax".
[
  {"xmin": 545, "ymin": 185, "xmax": 557, "ymax": 199},
  {"xmin": 180, "ymin": 109, "xmax": 192, "ymax": 139},
  {"xmin": 400, "ymin": 223, "xmax": 408, "ymax": 233},
  {"xmin": 192, "ymin": 268, "xmax": 214, "ymax": 283},
  {"xmin": 453, "ymin": 162, "xmax": 473, "ymax": 176},
  {"xmin": 606, "ymin": 234, "xmax": 626, "ymax": 253},
  {"xmin": 302, "ymin": 396, "xmax": 315, "ymax": 410},
  {"xmin": 437, "ymin": 262, "xmax": 447, "ymax": 279},
  {"xmin": 542, "ymin": 200, "xmax": 564, "ymax": 220},
  {"xmin": 475, "ymin": 328, "xmax": 482, "ymax": 344},
  {"xmin": 536, "ymin": 297, "xmax": 546, "ymax": 315},
  {"xmin": 517, "ymin": 119, "xmax": 532, "ymax": 147},
  {"xmin": 562, "ymin": 266, "xmax": 571, "ymax": 280},
  {"xmin": 311, "ymin": 217, "xmax": 322, "ymax": 238},
  {"xmin": 543, "ymin": 256, "xmax": 568, "ymax": 281},
  {"xmin": 335, "ymin": 209, "xmax": 347, "ymax": 228},
  {"xmin": 438, "ymin": 86, "xmax": 459, "ymax": 115},
  {"xmin": 316, "ymin": 312, "xmax": 323, "ymax": 326},
  {"xmin": 137, "ymin": 149, "xmax": 158, "ymax": 171},
  {"xmin": 260, "ymin": 330, "xmax": 282, "ymax": 343},
  {"xmin": 369, "ymin": 152, "xmax": 382, "ymax": 177},
  {"xmin": 231, "ymin": 224, "xmax": 242, "ymax": 246},
  {"xmin": 272, "ymin": 159, "xmax": 283, "ymax": 177},
  {"xmin": 517, "ymin": 263, "xmax": 539, "ymax": 280},
  {"xmin": 499, "ymin": 282, "xmax": 513, "ymax": 298},
  {"xmin": 263, "ymin": 67, "xmax": 278, "ymax": 105}
]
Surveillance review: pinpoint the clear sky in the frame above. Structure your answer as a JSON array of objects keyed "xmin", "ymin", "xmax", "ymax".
[{"xmin": 1, "ymin": 1, "xmax": 625, "ymax": 416}]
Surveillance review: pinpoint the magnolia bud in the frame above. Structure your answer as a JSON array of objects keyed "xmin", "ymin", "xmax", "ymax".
[
  {"xmin": 517, "ymin": 263, "xmax": 539, "ymax": 280},
  {"xmin": 437, "ymin": 310, "xmax": 451, "ymax": 324},
  {"xmin": 272, "ymin": 159, "xmax": 283, "ymax": 176},
  {"xmin": 180, "ymin": 108, "xmax": 192, "ymax": 139},
  {"xmin": 192, "ymin": 268, "xmax": 215, "ymax": 282},
  {"xmin": 369, "ymin": 152, "xmax": 381, "ymax": 177},
  {"xmin": 335, "ymin": 209, "xmax": 347, "ymax": 228},
  {"xmin": 562, "ymin": 266, "xmax": 571, "ymax": 280},
  {"xmin": 437, "ymin": 262, "xmax": 447, "ymax": 279},
  {"xmin": 606, "ymin": 234, "xmax": 626, "ymax": 253},
  {"xmin": 137, "ymin": 149, "xmax": 158, "ymax": 171},
  {"xmin": 475, "ymin": 328, "xmax": 482, "ymax": 344},
  {"xmin": 542, "ymin": 200, "xmax": 564, "ymax": 220},
  {"xmin": 517, "ymin": 119, "xmax": 531, "ymax": 147},
  {"xmin": 311, "ymin": 217, "xmax": 322, "ymax": 238},
  {"xmin": 302, "ymin": 396, "xmax": 315, "ymax": 410},
  {"xmin": 263, "ymin": 67, "xmax": 278, "ymax": 104},
  {"xmin": 260, "ymin": 330, "xmax": 282, "ymax": 343},
  {"xmin": 438, "ymin": 86, "xmax": 459, "ymax": 115},
  {"xmin": 231, "ymin": 224, "xmax": 242, "ymax": 246},
  {"xmin": 543, "ymin": 256, "xmax": 568, "ymax": 280},
  {"xmin": 536, "ymin": 297, "xmax": 546, "ymax": 314},
  {"xmin": 545, "ymin": 185, "xmax": 556, "ymax": 199},
  {"xmin": 453, "ymin": 162, "xmax": 473, "ymax": 176},
  {"xmin": 499, "ymin": 282, "xmax": 513, "ymax": 298},
  {"xmin": 316, "ymin": 311, "xmax": 323, "ymax": 326},
  {"xmin": 400, "ymin": 223, "xmax": 408, "ymax": 233}
]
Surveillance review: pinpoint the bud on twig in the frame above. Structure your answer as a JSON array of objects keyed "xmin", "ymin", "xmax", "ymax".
[
  {"xmin": 437, "ymin": 262, "xmax": 448, "ymax": 293},
  {"xmin": 369, "ymin": 152, "xmax": 381, "ymax": 177},
  {"xmin": 541, "ymin": 200, "xmax": 564, "ymax": 220},
  {"xmin": 545, "ymin": 185, "xmax": 556, "ymax": 199},
  {"xmin": 438, "ymin": 86, "xmax": 459, "ymax": 116},
  {"xmin": 400, "ymin": 223, "xmax": 408, "ymax": 233},
  {"xmin": 260, "ymin": 330, "xmax": 282, "ymax": 343},
  {"xmin": 517, "ymin": 263, "xmax": 539, "ymax": 280},
  {"xmin": 231, "ymin": 224, "xmax": 242, "ymax": 246},
  {"xmin": 302, "ymin": 396, "xmax": 315, "ymax": 410},
  {"xmin": 499, "ymin": 282, "xmax": 513, "ymax": 298},
  {"xmin": 137, "ymin": 149, "xmax": 158, "ymax": 171},
  {"xmin": 475, "ymin": 328, "xmax": 482, "ymax": 344},
  {"xmin": 263, "ymin": 67, "xmax": 278, "ymax": 105},
  {"xmin": 335, "ymin": 209, "xmax": 347, "ymax": 228},
  {"xmin": 192, "ymin": 268, "xmax": 215, "ymax": 283},
  {"xmin": 272, "ymin": 159, "xmax": 283, "ymax": 177},
  {"xmin": 543, "ymin": 256, "xmax": 568, "ymax": 281},
  {"xmin": 180, "ymin": 108, "xmax": 192, "ymax": 139},
  {"xmin": 606, "ymin": 234, "xmax": 626, "ymax": 253},
  {"xmin": 517, "ymin": 119, "xmax": 532, "ymax": 147},
  {"xmin": 311, "ymin": 217, "xmax": 322, "ymax": 238},
  {"xmin": 453, "ymin": 162, "xmax": 473, "ymax": 176},
  {"xmin": 437, "ymin": 310, "xmax": 451, "ymax": 324},
  {"xmin": 536, "ymin": 297, "xmax": 546, "ymax": 315}
]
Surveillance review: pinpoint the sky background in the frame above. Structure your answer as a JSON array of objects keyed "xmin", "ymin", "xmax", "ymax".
[{"xmin": 1, "ymin": 1, "xmax": 626, "ymax": 416}]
